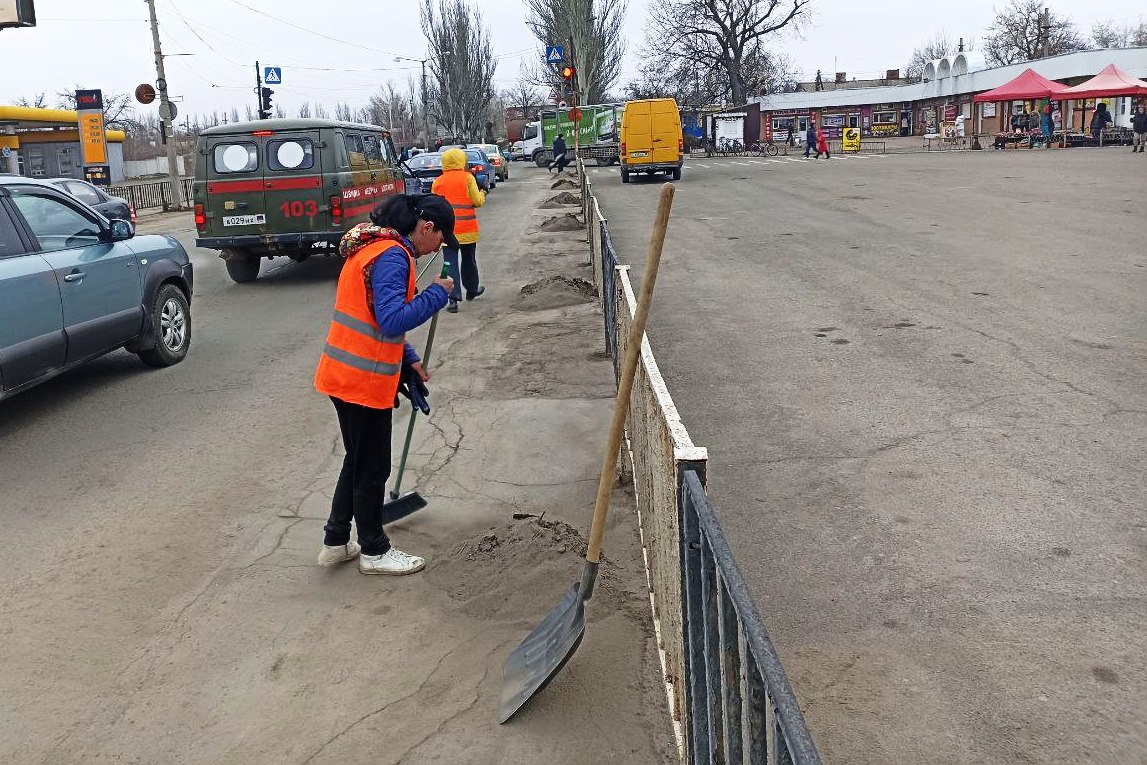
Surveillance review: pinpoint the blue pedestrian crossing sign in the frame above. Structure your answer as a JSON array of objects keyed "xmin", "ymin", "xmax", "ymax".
[
  {"xmin": 263, "ymin": 67, "xmax": 282, "ymax": 85},
  {"xmin": 544, "ymin": 46, "xmax": 564, "ymax": 64}
]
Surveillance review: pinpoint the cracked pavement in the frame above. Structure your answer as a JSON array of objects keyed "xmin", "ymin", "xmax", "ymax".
[
  {"xmin": 0, "ymin": 168, "xmax": 675, "ymax": 763},
  {"xmin": 593, "ymin": 148, "xmax": 1145, "ymax": 764}
]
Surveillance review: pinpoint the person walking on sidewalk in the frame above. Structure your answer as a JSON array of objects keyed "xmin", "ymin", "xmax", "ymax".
[
  {"xmin": 549, "ymin": 133, "xmax": 570, "ymax": 174},
  {"xmin": 314, "ymin": 194, "xmax": 456, "ymax": 576},
  {"xmin": 432, "ymin": 148, "xmax": 486, "ymax": 314},
  {"xmin": 815, "ymin": 127, "xmax": 831, "ymax": 159},
  {"xmin": 1132, "ymin": 104, "xmax": 1147, "ymax": 153},
  {"xmin": 804, "ymin": 121, "xmax": 817, "ymax": 158}
]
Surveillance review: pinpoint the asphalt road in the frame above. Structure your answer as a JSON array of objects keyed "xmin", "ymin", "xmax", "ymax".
[{"xmin": 591, "ymin": 148, "xmax": 1145, "ymax": 764}]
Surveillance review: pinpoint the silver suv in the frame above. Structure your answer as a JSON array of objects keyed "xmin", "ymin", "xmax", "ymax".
[{"xmin": 0, "ymin": 176, "xmax": 193, "ymax": 400}]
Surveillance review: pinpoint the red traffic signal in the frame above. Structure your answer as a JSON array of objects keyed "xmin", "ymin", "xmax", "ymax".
[{"xmin": 560, "ymin": 65, "xmax": 575, "ymax": 81}]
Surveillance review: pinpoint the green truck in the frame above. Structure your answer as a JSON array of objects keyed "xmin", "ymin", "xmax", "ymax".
[{"xmin": 517, "ymin": 104, "xmax": 623, "ymax": 167}]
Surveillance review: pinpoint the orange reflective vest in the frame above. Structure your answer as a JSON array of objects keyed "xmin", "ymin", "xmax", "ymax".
[
  {"xmin": 314, "ymin": 238, "xmax": 416, "ymax": 409},
  {"xmin": 432, "ymin": 169, "xmax": 479, "ymax": 240}
]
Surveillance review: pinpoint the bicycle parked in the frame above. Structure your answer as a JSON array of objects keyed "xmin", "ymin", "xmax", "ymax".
[
  {"xmin": 716, "ymin": 137, "xmax": 744, "ymax": 156},
  {"xmin": 748, "ymin": 139, "xmax": 780, "ymax": 157}
]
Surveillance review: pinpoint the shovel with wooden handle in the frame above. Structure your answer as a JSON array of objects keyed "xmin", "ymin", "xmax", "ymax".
[{"xmin": 499, "ymin": 182, "xmax": 676, "ymax": 723}]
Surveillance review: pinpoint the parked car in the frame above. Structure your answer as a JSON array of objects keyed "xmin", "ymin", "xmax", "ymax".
[
  {"xmin": 48, "ymin": 178, "xmax": 133, "ymax": 221},
  {"xmin": 463, "ymin": 147, "xmax": 496, "ymax": 191},
  {"xmin": 0, "ymin": 176, "xmax": 193, "ymax": 401},
  {"xmin": 473, "ymin": 143, "xmax": 510, "ymax": 182},
  {"xmin": 404, "ymin": 152, "xmax": 444, "ymax": 194}
]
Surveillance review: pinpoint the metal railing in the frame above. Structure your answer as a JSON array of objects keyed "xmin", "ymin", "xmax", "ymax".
[
  {"xmin": 107, "ymin": 177, "xmax": 195, "ymax": 211},
  {"xmin": 680, "ymin": 469, "xmax": 822, "ymax": 765},
  {"xmin": 578, "ymin": 159, "xmax": 822, "ymax": 764}
]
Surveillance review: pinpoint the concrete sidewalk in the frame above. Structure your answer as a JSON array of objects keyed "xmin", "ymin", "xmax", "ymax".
[{"xmin": 77, "ymin": 173, "xmax": 676, "ymax": 763}]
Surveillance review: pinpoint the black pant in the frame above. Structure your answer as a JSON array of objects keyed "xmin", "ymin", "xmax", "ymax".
[
  {"xmin": 324, "ymin": 397, "xmax": 393, "ymax": 556},
  {"xmin": 445, "ymin": 243, "xmax": 479, "ymax": 301},
  {"xmin": 551, "ymin": 153, "xmax": 569, "ymax": 172}
]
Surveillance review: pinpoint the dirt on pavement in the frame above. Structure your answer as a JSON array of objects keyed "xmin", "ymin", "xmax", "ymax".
[{"xmin": 0, "ymin": 169, "xmax": 675, "ymax": 764}]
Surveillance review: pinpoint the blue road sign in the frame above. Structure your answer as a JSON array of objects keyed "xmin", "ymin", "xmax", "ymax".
[
  {"xmin": 544, "ymin": 46, "xmax": 564, "ymax": 64},
  {"xmin": 263, "ymin": 67, "xmax": 282, "ymax": 85}
]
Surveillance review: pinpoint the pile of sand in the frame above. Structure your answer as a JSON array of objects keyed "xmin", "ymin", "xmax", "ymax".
[
  {"xmin": 536, "ymin": 213, "xmax": 583, "ymax": 232},
  {"xmin": 514, "ymin": 275, "xmax": 597, "ymax": 311},
  {"xmin": 550, "ymin": 178, "xmax": 579, "ymax": 190},
  {"xmin": 540, "ymin": 192, "xmax": 582, "ymax": 208},
  {"xmin": 429, "ymin": 517, "xmax": 589, "ymax": 620}
]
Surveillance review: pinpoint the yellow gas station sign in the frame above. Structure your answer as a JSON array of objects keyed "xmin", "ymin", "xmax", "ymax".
[{"xmin": 79, "ymin": 112, "xmax": 108, "ymax": 164}]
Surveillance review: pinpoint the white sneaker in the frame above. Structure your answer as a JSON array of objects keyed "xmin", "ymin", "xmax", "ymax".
[
  {"xmin": 359, "ymin": 548, "xmax": 426, "ymax": 576},
  {"xmin": 317, "ymin": 541, "xmax": 361, "ymax": 566}
]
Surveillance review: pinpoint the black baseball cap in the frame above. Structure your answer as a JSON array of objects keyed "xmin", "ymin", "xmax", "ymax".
[{"xmin": 409, "ymin": 193, "xmax": 460, "ymax": 250}]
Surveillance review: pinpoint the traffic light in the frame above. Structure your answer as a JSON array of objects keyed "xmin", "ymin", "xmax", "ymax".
[
  {"xmin": 560, "ymin": 65, "xmax": 575, "ymax": 82},
  {"xmin": 258, "ymin": 87, "xmax": 274, "ymax": 120}
]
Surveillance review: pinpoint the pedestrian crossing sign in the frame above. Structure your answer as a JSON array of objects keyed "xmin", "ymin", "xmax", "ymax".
[
  {"xmin": 264, "ymin": 67, "xmax": 282, "ymax": 85},
  {"xmin": 544, "ymin": 46, "xmax": 564, "ymax": 64}
]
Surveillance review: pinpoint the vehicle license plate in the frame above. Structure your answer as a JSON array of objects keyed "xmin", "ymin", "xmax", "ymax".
[
  {"xmin": 222, "ymin": 214, "xmax": 266, "ymax": 226},
  {"xmin": 630, "ymin": 151, "xmax": 649, "ymax": 158}
]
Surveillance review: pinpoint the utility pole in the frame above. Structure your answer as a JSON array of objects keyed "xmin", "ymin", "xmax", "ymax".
[
  {"xmin": 1042, "ymin": 7, "xmax": 1051, "ymax": 59},
  {"xmin": 255, "ymin": 60, "xmax": 263, "ymax": 118},
  {"xmin": 421, "ymin": 60, "xmax": 432, "ymax": 146},
  {"xmin": 145, "ymin": 0, "xmax": 184, "ymax": 211}
]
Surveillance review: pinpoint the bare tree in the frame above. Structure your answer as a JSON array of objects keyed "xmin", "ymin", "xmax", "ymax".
[
  {"xmin": 641, "ymin": 0, "xmax": 808, "ymax": 105},
  {"xmin": 906, "ymin": 33, "xmax": 955, "ymax": 80},
  {"xmin": 334, "ymin": 102, "xmax": 355, "ymax": 121},
  {"xmin": 505, "ymin": 77, "xmax": 544, "ymax": 112},
  {"xmin": 228, "ymin": 107, "xmax": 241, "ymax": 124},
  {"xmin": 1091, "ymin": 19, "xmax": 1147, "ymax": 48},
  {"xmin": 274, "ymin": 104, "xmax": 286, "ymax": 118},
  {"xmin": 314, "ymin": 103, "xmax": 329, "ymax": 119},
  {"xmin": 16, "ymin": 93, "xmax": 48, "ymax": 108},
  {"xmin": 983, "ymin": 1, "xmax": 1084, "ymax": 66},
  {"xmin": 244, "ymin": 104, "xmax": 255, "ymax": 121},
  {"xmin": 626, "ymin": 40, "xmax": 795, "ymax": 104},
  {"xmin": 526, "ymin": 0, "xmax": 627, "ymax": 104},
  {"xmin": 422, "ymin": 0, "xmax": 496, "ymax": 141}
]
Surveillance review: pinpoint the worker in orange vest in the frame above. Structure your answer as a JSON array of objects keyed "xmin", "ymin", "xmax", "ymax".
[
  {"xmin": 314, "ymin": 194, "xmax": 455, "ymax": 576},
  {"xmin": 432, "ymin": 148, "xmax": 486, "ymax": 313}
]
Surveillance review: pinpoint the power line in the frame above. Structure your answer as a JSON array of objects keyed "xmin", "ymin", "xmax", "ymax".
[{"xmin": 226, "ymin": 0, "xmax": 414, "ymax": 57}]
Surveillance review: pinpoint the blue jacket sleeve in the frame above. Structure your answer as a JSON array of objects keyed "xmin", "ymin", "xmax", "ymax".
[{"xmin": 370, "ymin": 245, "xmax": 449, "ymax": 341}]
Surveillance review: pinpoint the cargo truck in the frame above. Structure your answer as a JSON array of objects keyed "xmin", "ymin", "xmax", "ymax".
[{"xmin": 511, "ymin": 104, "xmax": 623, "ymax": 167}]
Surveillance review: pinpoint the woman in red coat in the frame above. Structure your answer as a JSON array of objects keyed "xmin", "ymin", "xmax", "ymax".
[{"xmin": 815, "ymin": 128, "xmax": 830, "ymax": 159}]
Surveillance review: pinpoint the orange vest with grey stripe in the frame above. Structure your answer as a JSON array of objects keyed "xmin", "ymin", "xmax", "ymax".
[
  {"xmin": 314, "ymin": 238, "xmax": 416, "ymax": 409},
  {"xmin": 432, "ymin": 169, "xmax": 479, "ymax": 240}
]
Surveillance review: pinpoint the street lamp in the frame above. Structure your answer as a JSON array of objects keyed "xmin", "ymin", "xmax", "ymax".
[{"xmin": 395, "ymin": 54, "xmax": 432, "ymax": 148}]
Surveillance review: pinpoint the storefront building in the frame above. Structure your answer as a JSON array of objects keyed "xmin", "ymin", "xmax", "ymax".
[{"xmin": 752, "ymin": 48, "xmax": 1147, "ymax": 140}]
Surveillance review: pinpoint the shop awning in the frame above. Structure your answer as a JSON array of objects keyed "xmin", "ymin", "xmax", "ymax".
[
  {"xmin": 1055, "ymin": 64, "xmax": 1147, "ymax": 100},
  {"xmin": 972, "ymin": 68, "xmax": 1068, "ymax": 103}
]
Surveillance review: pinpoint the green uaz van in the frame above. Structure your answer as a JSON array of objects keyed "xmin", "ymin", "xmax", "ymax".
[{"xmin": 193, "ymin": 118, "xmax": 405, "ymax": 282}]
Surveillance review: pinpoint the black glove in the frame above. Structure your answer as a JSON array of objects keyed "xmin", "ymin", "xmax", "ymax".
[{"xmin": 395, "ymin": 367, "xmax": 431, "ymax": 414}]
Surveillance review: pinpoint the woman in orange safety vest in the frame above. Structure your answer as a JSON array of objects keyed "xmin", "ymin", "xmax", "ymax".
[
  {"xmin": 432, "ymin": 148, "xmax": 486, "ymax": 313},
  {"xmin": 313, "ymin": 194, "xmax": 455, "ymax": 576}
]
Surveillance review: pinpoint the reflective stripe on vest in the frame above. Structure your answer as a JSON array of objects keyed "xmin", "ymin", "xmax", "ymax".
[
  {"xmin": 433, "ymin": 170, "xmax": 480, "ymax": 237},
  {"xmin": 314, "ymin": 237, "xmax": 417, "ymax": 409},
  {"xmin": 331, "ymin": 310, "xmax": 405, "ymax": 345}
]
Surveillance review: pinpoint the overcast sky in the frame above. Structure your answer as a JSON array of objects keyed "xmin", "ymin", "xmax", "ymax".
[{"xmin": 1, "ymin": 0, "xmax": 1143, "ymax": 120}]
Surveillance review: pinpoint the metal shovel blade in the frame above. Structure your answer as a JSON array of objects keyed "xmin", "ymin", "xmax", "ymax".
[{"xmin": 498, "ymin": 581, "xmax": 586, "ymax": 723}]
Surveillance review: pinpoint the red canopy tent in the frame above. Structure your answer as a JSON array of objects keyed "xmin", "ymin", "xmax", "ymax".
[
  {"xmin": 973, "ymin": 68, "xmax": 1068, "ymax": 102},
  {"xmin": 1055, "ymin": 64, "xmax": 1147, "ymax": 99}
]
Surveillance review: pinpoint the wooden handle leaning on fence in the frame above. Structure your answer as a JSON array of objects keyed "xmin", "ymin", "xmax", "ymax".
[{"xmin": 585, "ymin": 182, "xmax": 676, "ymax": 565}]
